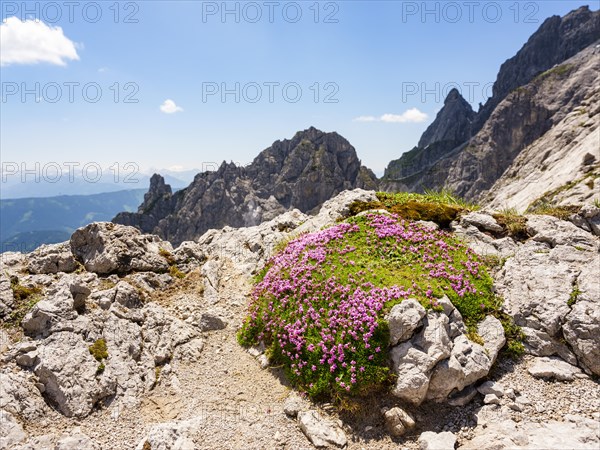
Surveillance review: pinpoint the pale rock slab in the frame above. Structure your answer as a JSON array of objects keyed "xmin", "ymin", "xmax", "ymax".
[{"xmin": 298, "ymin": 410, "xmax": 347, "ymax": 448}]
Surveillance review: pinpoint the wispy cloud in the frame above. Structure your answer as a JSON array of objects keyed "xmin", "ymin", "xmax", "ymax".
[
  {"xmin": 160, "ymin": 99, "xmax": 183, "ymax": 114},
  {"xmin": 353, "ymin": 108, "xmax": 428, "ymax": 124},
  {"xmin": 0, "ymin": 17, "xmax": 80, "ymax": 66},
  {"xmin": 353, "ymin": 115, "xmax": 378, "ymax": 122}
]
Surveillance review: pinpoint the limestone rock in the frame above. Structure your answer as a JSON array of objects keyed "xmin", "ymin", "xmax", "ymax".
[
  {"xmin": 0, "ymin": 273, "xmax": 15, "ymax": 318},
  {"xmin": 461, "ymin": 414, "xmax": 600, "ymax": 449},
  {"xmin": 495, "ymin": 223, "xmax": 600, "ymax": 375},
  {"xmin": 477, "ymin": 316, "xmax": 506, "ymax": 362},
  {"xmin": 283, "ymin": 392, "xmax": 308, "ymax": 418},
  {"xmin": 386, "ymin": 298, "xmax": 426, "ymax": 345},
  {"xmin": 70, "ymin": 222, "xmax": 171, "ymax": 275},
  {"xmin": 527, "ymin": 356, "xmax": 582, "ymax": 381},
  {"xmin": 483, "ymin": 394, "xmax": 501, "ymax": 405},
  {"xmin": 21, "ymin": 278, "xmax": 84, "ymax": 337},
  {"xmin": 419, "ymin": 431, "xmax": 457, "ymax": 450},
  {"xmin": 426, "ymin": 336, "xmax": 493, "ymax": 402},
  {"xmin": 0, "ymin": 370, "xmax": 50, "ymax": 421},
  {"xmin": 390, "ymin": 312, "xmax": 453, "ymax": 405},
  {"xmin": 477, "ymin": 381, "xmax": 505, "ymax": 397},
  {"xmin": 526, "ymin": 215, "xmax": 597, "ymax": 249},
  {"xmin": 461, "ymin": 212, "xmax": 503, "ymax": 233},
  {"xmin": 0, "ymin": 410, "xmax": 28, "ymax": 448},
  {"xmin": 27, "ymin": 242, "xmax": 77, "ymax": 274},
  {"xmin": 383, "ymin": 407, "xmax": 416, "ymax": 437},
  {"xmin": 563, "ymin": 262, "xmax": 600, "ymax": 375},
  {"xmin": 33, "ymin": 331, "xmax": 117, "ymax": 418},
  {"xmin": 298, "ymin": 410, "xmax": 347, "ymax": 448}
]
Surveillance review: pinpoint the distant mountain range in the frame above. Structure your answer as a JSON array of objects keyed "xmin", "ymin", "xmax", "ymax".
[
  {"xmin": 1, "ymin": 189, "xmax": 146, "ymax": 252},
  {"xmin": 114, "ymin": 127, "xmax": 378, "ymax": 245},
  {"xmin": 0, "ymin": 168, "xmax": 197, "ymax": 199}
]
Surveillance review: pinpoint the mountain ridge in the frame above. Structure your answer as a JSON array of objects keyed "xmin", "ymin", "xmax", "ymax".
[
  {"xmin": 114, "ymin": 127, "xmax": 378, "ymax": 244},
  {"xmin": 382, "ymin": 5, "xmax": 600, "ymax": 206}
]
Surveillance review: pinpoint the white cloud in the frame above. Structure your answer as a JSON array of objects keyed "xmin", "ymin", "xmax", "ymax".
[
  {"xmin": 0, "ymin": 17, "xmax": 79, "ymax": 66},
  {"xmin": 353, "ymin": 108, "xmax": 428, "ymax": 124},
  {"xmin": 353, "ymin": 115, "xmax": 378, "ymax": 122},
  {"xmin": 160, "ymin": 99, "xmax": 183, "ymax": 114}
]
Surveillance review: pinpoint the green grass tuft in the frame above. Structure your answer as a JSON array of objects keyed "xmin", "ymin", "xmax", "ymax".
[
  {"xmin": 348, "ymin": 190, "xmax": 478, "ymax": 228},
  {"xmin": 4, "ymin": 278, "xmax": 43, "ymax": 327},
  {"xmin": 493, "ymin": 208, "xmax": 529, "ymax": 239},
  {"xmin": 568, "ymin": 285, "xmax": 581, "ymax": 307},
  {"xmin": 169, "ymin": 265, "xmax": 186, "ymax": 279}
]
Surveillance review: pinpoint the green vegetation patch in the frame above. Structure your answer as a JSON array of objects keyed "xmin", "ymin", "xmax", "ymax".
[
  {"xmin": 89, "ymin": 338, "xmax": 109, "ymax": 361},
  {"xmin": 493, "ymin": 208, "xmax": 529, "ymax": 240},
  {"xmin": 568, "ymin": 284, "xmax": 581, "ymax": 307},
  {"xmin": 349, "ymin": 190, "xmax": 477, "ymax": 228},
  {"xmin": 534, "ymin": 64, "xmax": 575, "ymax": 84},
  {"xmin": 169, "ymin": 265, "xmax": 186, "ymax": 279},
  {"xmin": 159, "ymin": 248, "xmax": 176, "ymax": 265},
  {"xmin": 238, "ymin": 212, "xmax": 497, "ymax": 402},
  {"xmin": 527, "ymin": 203, "xmax": 580, "ymax": 221},
  {"xmin": 4, "ymin": 277, "xmax": 43, "ymax": 327}
]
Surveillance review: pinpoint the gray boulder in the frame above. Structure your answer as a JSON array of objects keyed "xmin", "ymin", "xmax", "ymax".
[
  {"xmin": 70, "ymin": 222, "xmax": 171, "ymax": 275},
  {"xmin": 527, "ymin": 356, "xmax": 582, "ymax": 381},
  {"xmin": 386, "ymin": 299, "xmax": 427, "ymax": 345},
  {"xmin": 461, "ymin": 212, "xmax": 503, "ymax": 233},
  {"xmin": 426, "ymin": 335, "xmax": 493, "ymax": 402},
  {"xmin": 27, "ymin": 242, "xmax": 77, "ymax": 274},
  {"xmin": 419, "ymin": 431, "xmax": 457, "ymax": 450},
  {"xmin": 33, "ymin": 331, "xmax": 117, "ymax": 418},
  {"xmin": 298, "ymin": 410, "xmax": 347, "ymax": 448},
  {"xmin": 384, "ymin": 407, "xmax": 416, "ymax": 437}
]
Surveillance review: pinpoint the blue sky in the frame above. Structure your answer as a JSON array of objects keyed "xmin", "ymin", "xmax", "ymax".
[{"xmin": 0, "ymin": 1, "xmax": 591, "ymax": 180}]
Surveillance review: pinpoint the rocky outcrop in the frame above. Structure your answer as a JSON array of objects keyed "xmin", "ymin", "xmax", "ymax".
[
  {"xmin": 70, "ymin": 222, "xmax": 172, "ymax": 275},
  {"xmin": 384, "ymin": 89, "xmax": 474, "ymax": 180},
  {"xmin": 27, "ymin": 242, "xmax": 77, "ymax": 275},
  {"xmin": 114, "ymin": 127, "xmax": 378, "ymax": 245},
  {"xmin": 1, "ymin": 222, "xmax": 206, "ymax": 423},
  {"xmin": 387, "ymin": 296, "xmax": 503, "ymax": 406},
  {"xmin": 495, "ymin": 215, "xmax": 600, "ymax": 375},
  {"xmin": 473, "ymin": 5, "xmax": 600, "ymax": 131},
  {"xmin": 382, "ymin": 7, "xmax": 600, "ymax": 205},
  {"xmin": 462, "ymin": 409, "xmax": 599, "ymax": 450}
]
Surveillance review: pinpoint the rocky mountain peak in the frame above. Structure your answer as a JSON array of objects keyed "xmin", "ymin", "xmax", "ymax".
[
  {"xmin": 139, "ymin": 174, "xmax": 172, "ymax": 213},
  {"xmin": 418, "ymin": 88, "xmax": 475, "ymax": 149},
  {"xmin": 114, "ymin": 127, "xmax": 378, "ymax": 244},
  {"xmin": 383, "ymin": 6, "xmax": 599, "ymax": 201},
  {"xmin": 474, "ymin": 5, "xmax": 599, "ymax": 130}
]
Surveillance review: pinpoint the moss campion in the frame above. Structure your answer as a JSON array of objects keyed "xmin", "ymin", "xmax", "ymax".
[{"xmin": 238, "ymin": 213, "xmax": 496, "ymax": 400}]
